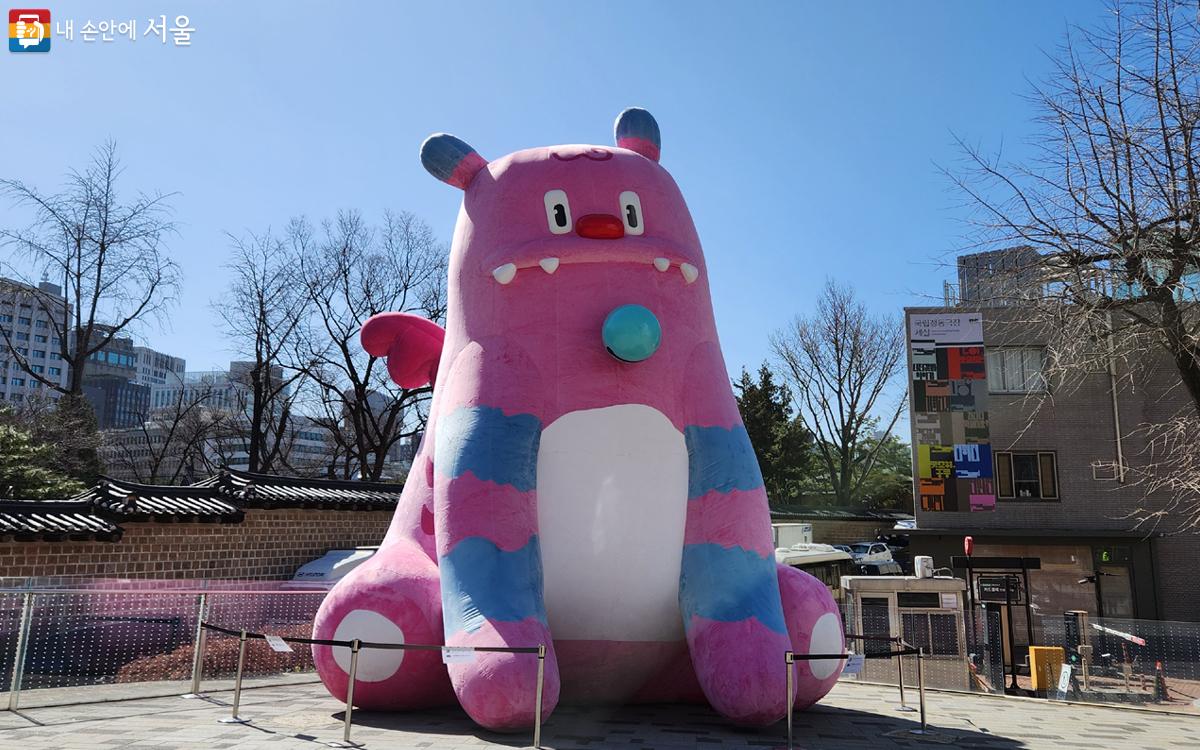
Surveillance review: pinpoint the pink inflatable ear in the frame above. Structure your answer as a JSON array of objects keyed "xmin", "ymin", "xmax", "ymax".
[
  {"xmin": 614, "ymin": 107, "xmax": 661, "ymax": 162},
  {"xmin": 421, "ymin": 133, "xmax": 488, "ymax": 189}
]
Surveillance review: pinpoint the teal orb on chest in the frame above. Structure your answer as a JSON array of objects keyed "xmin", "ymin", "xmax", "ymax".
[{"xmin": 602, "ymin": 304, "xmax": 662, "ymax": 363}]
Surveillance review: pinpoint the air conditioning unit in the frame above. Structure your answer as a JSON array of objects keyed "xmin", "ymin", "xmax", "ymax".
[{"xmin": 1091, "ymin": 460, "xmax": 1122, "ymax": 481}]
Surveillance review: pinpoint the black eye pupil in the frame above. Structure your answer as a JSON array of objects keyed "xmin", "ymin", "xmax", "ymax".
[
  {"xmin": 625, "ymin": 204, "xmax": 639, "ymax": 228},
  {"xmin": 554, "ymin": 204, "xmax": 568, "ymax": 227}
]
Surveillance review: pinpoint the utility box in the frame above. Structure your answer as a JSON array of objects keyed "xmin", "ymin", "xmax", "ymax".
[
  {"xmin": 1029, "ymin": 646, "xmax": 1066, "ymax": 694},
  {"xmin": 841, "ymin": 574, "xmax": 969, "ymax": 690}
]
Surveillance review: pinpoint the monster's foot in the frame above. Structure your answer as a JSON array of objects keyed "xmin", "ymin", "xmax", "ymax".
[
  {"xmin": 445, "ymin": 619, "xmax": 560, "ymax": 732},
  {"xmin": 686, "ymin": 616, "xmax": 793, "ymax": 725},
  {"xmin": 312, "ymin": 544, "xmax": 454, "ymax": 710},
  {"xmin": 777, "ymin": 563, "xmax": 845, "ymax": 710}
]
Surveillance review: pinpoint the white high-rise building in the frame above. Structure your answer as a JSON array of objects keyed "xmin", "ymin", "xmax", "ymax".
[{"xmin": 0, "ymin": 277, "xmax": 70, "ymax": 405}]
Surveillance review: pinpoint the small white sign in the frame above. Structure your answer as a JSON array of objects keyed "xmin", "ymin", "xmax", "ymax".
[
  {"xmin": 1056, "ymin": 663, "xmax": 1073, "ymax": 697},
  {"xmin": 264, "ymin": 634, "xmax": 292, "ymax": 653},
  {"xmin": 441, "ymin": 646, "xmax": 477, "ymax": 664},
  {"xmin": 940, "ymin": 593, "xmax": 958, "ymax": 609},
  {"xmin": 841, "ymin": 653, "xmax": 865, "ymax": 676}
]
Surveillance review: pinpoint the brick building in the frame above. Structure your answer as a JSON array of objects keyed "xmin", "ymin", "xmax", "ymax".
[
  {"xmin": 905, "ymin": 258, "xmax": 1200, "ymax": 643},
  {"xmin": 0, "ymin": 470, "xmax": 397, "ymax": 581}
]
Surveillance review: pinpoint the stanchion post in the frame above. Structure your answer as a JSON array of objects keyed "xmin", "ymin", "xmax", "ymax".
[
  {"xmin": 785, "ymin": 651, "xmax": 794, "ymax": 750},
  {"xmin": 534, "ymin": 644, "xmax": 546, "ymax": 749},
  {"xmin": 340, "ymin": 639, "xmax": 360, "ymax": 747},
  {"xmin": 917, "ymin": 647, "xmax": 927, "ymax": 733},
  {"xmin": 7, "ymin": 591, "xmax": 34, "ymax": 712},
  {"xmin": 895, "ymin": 638, "xmax": 915, "ymax": 712},
  {"xmin": 219, "ymin": 629, "xmax": 250, "ymax": 724},
  {"xmin": 183, "ymin": 593, "xmax": 208, "ymax": 698}
]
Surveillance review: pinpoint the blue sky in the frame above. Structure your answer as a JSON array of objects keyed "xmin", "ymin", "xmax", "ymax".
[{"xmin": 4, "ymin": 1, "xmax": 1108, "ymax": 378}]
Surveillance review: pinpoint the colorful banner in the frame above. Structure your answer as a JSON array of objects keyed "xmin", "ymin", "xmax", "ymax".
[{"xmin": 908, "ymin": 312, "xmax": 995, "ymax": 512}]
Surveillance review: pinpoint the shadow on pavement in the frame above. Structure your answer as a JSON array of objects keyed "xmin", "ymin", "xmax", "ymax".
[{"xmin": 345, "ymin": 701, "xmax": 1029, "ymax": 748}]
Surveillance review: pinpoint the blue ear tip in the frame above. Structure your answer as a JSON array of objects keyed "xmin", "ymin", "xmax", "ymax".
[
  {"xmin": 615, "ymin": 107, "xmax": 660, "ymax": 147},
  {"xmin": 420, "ymin": 133, "xmax": 485, "ymax": 188}
]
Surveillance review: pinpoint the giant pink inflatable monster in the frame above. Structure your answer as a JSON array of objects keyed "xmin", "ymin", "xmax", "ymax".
[{"xmin": 312, "ymin": 108, "xmax": 843, "ymax": 730}]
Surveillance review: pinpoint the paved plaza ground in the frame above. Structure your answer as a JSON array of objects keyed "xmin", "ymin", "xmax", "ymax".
[{"xmin": 0, "ymin": 680, "xmax": 1196, "ymax": 749}]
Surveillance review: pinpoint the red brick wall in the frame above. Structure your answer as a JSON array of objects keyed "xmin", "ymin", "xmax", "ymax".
[{"xmin": 0, "ymin": 509, "xmax": 394, "ymax": 581}]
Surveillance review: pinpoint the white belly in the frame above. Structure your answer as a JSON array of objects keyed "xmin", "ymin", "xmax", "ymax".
[{"xmin": 536, "ymin": 404, "xmax": 688, "ymax": 642}]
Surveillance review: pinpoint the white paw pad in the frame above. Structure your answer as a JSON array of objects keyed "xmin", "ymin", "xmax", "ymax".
[
  {"xmin": 332, "ymin": 609, "xmax": 406, "ymax": 682},
  {"xmin": 807, "ymin": 612, "xmax": 844, "ymax": 680}
]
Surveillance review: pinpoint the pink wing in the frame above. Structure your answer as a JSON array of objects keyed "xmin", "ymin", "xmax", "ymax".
[{"xmin": 360, "ymin": 312, "xmax": 446, "ymax": 389}]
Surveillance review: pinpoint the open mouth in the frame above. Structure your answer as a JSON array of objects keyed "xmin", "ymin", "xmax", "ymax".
[
  {"xmin": 488, "ymin": 240, "xmax": 700, "ymax": 286},
  {"xmin": 491, "ymin": 256, "xmax": 699, "ymax": 285}
]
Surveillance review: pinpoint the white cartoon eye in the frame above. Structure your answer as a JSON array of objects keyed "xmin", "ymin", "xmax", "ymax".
[
  {"xmin": 619, "ymin": 191, "xmax": 644, "ymax": 235},
  {"xmin": 544, "ymin": 190, "xmax": 572, "ymax": 234}
]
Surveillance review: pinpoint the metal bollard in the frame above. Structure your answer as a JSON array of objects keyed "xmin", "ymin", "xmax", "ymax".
[
  {"xmin": 219, "ymin": 629, "xmax": 251, "ymax": 724},
  {"xmin": 6, "ymin": 592, "xmax": 34, "ymax": 712},
  {"xmin": 534, "ymin": 644, "xmax": 546, "ymax": 749},
  {"xmin": 183, "ymin": 595, "xmax": 209, "ymax": 699},
  {"xmin": 895, "ymin": 641, "xmax": 915, "ymax": 712},
  {"xmin": 785, "ymin": 651, "xmax": 795, "ymax": 750}
]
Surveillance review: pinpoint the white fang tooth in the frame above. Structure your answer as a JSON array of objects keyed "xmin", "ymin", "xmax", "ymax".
[
  {"xmin": 539, "ymin": 257, "xmax": 560, "ymax": 274},
  {"xmin": 493, "ymin": 263, "xmax": 517, "ymax": 284},
  {"xmin": 653, "ymin": 257, "xmax": 670, "ymax": 272},
  {"xmin": 680, "ymin": 263, "xmax": 699, "ymax": 284}
]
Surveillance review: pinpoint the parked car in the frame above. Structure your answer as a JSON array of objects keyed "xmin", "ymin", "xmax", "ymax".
[
  {"xmin": 848, "ymin": 542, "xmax": 894, "ymax": 564},
  {"xmin": 856, "ymin": 561, "xmax": 904, "ymax": 576},
  {"xmin": 285, "ymin": 547, "xmax": 378, "ymax": 589}
]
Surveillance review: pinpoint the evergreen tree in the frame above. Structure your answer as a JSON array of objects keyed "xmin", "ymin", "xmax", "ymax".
[
  {"xmin": 734, "ymin": 363, "xmax": 813, "ymax": 507},
  {"xmin": 0, "ymin": 423, "xmax": 86, "ymax": 499}
]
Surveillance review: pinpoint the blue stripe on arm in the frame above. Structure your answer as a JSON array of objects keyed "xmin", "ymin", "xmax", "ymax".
[
  {"xmin": 684, "ymin": 424, "xmax": 765, "ymax": 498},
  {"xmin": 679, "ymin": 543, "xmax": 787, "ymax": 634},
  {"xmin": 440, "ymin": 535, "xmax": 547, "ymax": 635},
  {"xmin": 436, "ymin": 405, "xmax": 542, "ymax": 491}
]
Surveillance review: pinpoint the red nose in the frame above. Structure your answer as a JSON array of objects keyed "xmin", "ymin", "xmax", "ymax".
[{"xmin": 575, "ymin": 213, "xmax": 625, "ymax": 240}]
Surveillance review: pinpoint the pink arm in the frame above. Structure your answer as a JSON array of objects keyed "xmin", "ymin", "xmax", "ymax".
[{"xmin": 360, "ymin": 312, "xmax": 446, "ymax": 389}]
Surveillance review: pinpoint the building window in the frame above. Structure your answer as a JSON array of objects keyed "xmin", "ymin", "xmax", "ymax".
[
  {"xmin": 32, "ymin": 350, "xmax": 44, "ymax": 359},
  {"xmin": 14, "ymin": 332, "xmax": 28, "ymax": 341},
  {"xmin": 17, "ymin": 317, "xmax": 31, "ymax": 326},
  {"xmin": 33, "ymin": 335, "xmax": 46, "ymax": 343},
  {"xmin": 994, "ymin": 451, "xmax": 1059, "ymax": 500},
  {"xmin": 49, "ymin": 367, "xmax": 61, "ymax": 376},
  {"xmin": 987, "ymin": 347, "xmax": 1047, "ymax": 393},
  {"xmin": 35, "ymin": 320, "xmax": 48, "ymax": 329}
]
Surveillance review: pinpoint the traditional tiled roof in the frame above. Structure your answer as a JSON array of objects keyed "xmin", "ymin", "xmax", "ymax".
[
  {"xmin": 0, "ymin": 499, "xmax": 122, "ymax": 542},
  {"xmin": 771, "ymin": 507, "xmax": 914, "ymax": 522},
  {"xmin": 0, "ymin": 469, "xmax": 402, "ymax": 543},
  {"xmin": 90, "ymin": 478, "xmax": 245, "ymax": 523},
  {"xmin": 216, "ymin": 469, "xmax": 402, "ymax": 510}
]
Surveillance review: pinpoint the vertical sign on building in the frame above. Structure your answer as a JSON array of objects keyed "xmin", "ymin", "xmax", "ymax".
[{"xmin": 908, "ymin": 312, "xmax": 995, "ymax": 512}]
